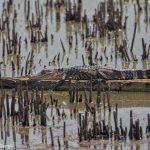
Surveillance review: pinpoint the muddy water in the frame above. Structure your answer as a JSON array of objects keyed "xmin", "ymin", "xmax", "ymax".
[
  {"xmin": 0, "ymin": 0, "xmax": 149, "ymax": 77},
  {"xmin": 0, "ymin": 91, "xmax": 150, "ymax": 149}
]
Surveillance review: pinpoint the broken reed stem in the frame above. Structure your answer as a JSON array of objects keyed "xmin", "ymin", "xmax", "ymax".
[
  {"xmin": 6, "ymin": 94, "xmax": 10, "ymax": 116},
  {"xmin": 27, "ymin": 0, "xmax": 30, "ymax": 20},
  {"xmin": 82, "ymin": 54, "xmax": 85, "ymax": 66},
  {"xmin": 63, "ymin": 121, "xmax": 66, "ymax": 139},
  {"xmin": 50, "ymin": 127, "xmax": 54, "ymax": 146},
  {"xmin": 60, "ymin": 38, "xmax": 66, "ymax": 53},
  {"xmin": 130, "ymin": 23, "xmax": 137, "ymax": 53}
]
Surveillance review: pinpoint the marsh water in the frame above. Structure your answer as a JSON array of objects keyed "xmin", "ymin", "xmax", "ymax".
[
  {"xmin": 0, "ymin": 0, "xmax": 150, "ymax": 149},
  {"xmin": 0, "ymin": 0, "xmax": 150, "ymax": 77},
  {"xmin": 0, "ymin": 91, "xmax": 150, "ymax": 149}
]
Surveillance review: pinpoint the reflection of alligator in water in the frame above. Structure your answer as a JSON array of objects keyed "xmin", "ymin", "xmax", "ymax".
[{"xmin": 1, "ymin": 66, "xmax": 150, "ymax": 91}]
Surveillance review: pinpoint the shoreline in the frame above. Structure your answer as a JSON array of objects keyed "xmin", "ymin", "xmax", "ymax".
[{"xmin": 1, "ymin": 77, "xmax": 150, "ymax": 92}]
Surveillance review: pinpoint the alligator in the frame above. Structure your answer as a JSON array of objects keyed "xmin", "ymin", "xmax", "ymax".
[{"xmin": 1, "ymin": 66, "xmax": 150, "ymax": 91}]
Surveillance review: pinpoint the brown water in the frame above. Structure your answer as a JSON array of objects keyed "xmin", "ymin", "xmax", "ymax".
[{"xmin": 0, "ymin": 91, "xmax": 150, "ymax": 149}]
